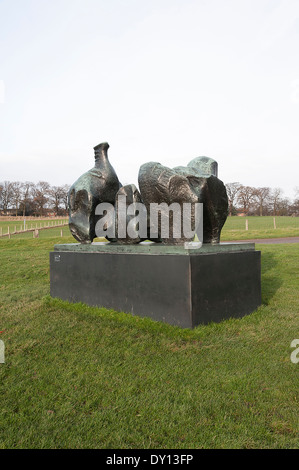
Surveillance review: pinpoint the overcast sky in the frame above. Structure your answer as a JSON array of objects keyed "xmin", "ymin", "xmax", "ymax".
[{"xmin": 1, "ymin": 0, "xmax": 299, "ymax": 199}]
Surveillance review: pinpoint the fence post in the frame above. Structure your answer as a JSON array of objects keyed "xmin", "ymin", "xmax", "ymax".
[
  {"xmin": 273, "ymin": 217, "xmax": 276, "ymax": 229},
  {"xmin": 245, "ymin": 219, "xmax": 248, "ymax": 231}
]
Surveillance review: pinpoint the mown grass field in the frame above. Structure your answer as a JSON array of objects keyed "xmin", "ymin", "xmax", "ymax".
[
  {"xmin": 0, "ymin": 218, "xmax": 69, "ymax": 240},
  {"xmin": 0, "ymin": 234, "xmax": 298, "ymax": 449},
  {"xmin": 1, "ymin": 216, "xmax": 299, "ymax": 241},
  {"xmin": 221, "ymin": 216, "xmax": 299, "ymax": 240}
]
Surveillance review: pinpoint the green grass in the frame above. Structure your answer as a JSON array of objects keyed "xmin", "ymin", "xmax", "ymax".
[
  {"xmin": 221, "ymin": 216, "xmax": 299, "ymax": 240},
  {"xmin": 0, "ymin": 236, "xmax": 298, "ymax": 448},
  {"xmin": 0, "ymin": 218, "xmax": 69, "ymax": 240},
  {"xmin": 1, "ymin": 215, "xmax": 299, "ymax": 242},
  {"xmin": 1, "ymin": 216, "xmax": 299, "ymax": 242},
  {"xmin": 0, "ymin": 218, "xmax": 68, "ymax": 230}
]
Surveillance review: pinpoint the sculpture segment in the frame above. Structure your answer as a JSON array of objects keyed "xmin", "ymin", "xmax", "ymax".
[
  {"xmin": 174, "ymin": 158, "xmax": 228, "ymax": 244},
  {"xmin": 115, "ymin": 184, "xmax": 146, "ymax": 244},
  {"xmin": 138, "ymin": 162, "xmax": 199, "ymax": 244},
  {"xmin": 138, "ymin": 157, "xmax": 228, "ymax": 245},
  {"xmin": 68, "ymin": 142, "xmax": 121, "ymax": 243}
]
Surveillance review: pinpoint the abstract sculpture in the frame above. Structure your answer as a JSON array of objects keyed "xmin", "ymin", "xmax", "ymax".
[
  {"xmin": 68, "ymin": 142, "xmax": 121, "ymax": 243},
  {"xmin": 68, "ymin": 142, "xmax": 228, "ymax": 245}
]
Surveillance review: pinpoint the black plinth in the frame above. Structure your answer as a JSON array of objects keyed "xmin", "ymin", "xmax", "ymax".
[{"xmin": 50, "ymin": 243, "xmax": 261, "ymax": 328}]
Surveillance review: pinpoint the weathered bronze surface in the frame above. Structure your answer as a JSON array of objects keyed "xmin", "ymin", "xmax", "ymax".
[
  {"xmin": 174, "ymin": 155, "xmax": 218, "ymax": 178},
  {"xmin": 138, "ymin": 157, "xmax": 228, "ymax": 244},
  {"xmin": 68, "ymin": 143, "xmax": 228, "ymax": 245},
  {"xmin": 68, "ymin": 142, "xmax": 121, "ymax": 243},
  {"xmin": 138, "ymin": 162, "xmax": 199, "ymax": 245},
  {"xmin": 115, "ymin": 184, "xmax": 146, "ymax": 244}
]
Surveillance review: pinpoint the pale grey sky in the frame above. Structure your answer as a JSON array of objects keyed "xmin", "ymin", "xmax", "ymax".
[{"xmin": 1, "ymin": 0, "xmax": 299, "ymax": 199}]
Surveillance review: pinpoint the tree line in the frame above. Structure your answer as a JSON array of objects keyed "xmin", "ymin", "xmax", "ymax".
[
  {"xmin": 1, "ymin": 180, "xmax": 299, "ymax": 217},
  {"xmin": 226, "ymin": 183, "xmax": 299, "ymax": 216},
  {"xmin": 0, "ymin": 181, "xmax": 70, "ymax": 216}
]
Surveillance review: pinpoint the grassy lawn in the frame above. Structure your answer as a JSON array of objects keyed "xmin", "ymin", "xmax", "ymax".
[
  {"xmin": 1, "ymin": 216, "xmax": 299, "ymax": 241},
  {"xmin": 0, "ymin": 236, "xmax": 298, "ymax": 448},
  {"xmin": 221, "ymin": 216, "xmax": 299, "ymax": 240},
  {"xmin": 0, "ymin": 219, "xmax": 69, "ymax": 240}
]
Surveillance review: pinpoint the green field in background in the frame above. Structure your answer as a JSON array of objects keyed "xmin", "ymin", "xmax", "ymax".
[
  {"xmin": 223, "ymin": 216, "xmax": 299, "ymax": 230},
  {"xmin": 1, "ymin": 216, "xmax": 299, "ymax": 242},
  {"xmin": 0, "ymin": 219, "xmax": 69, "ymax": 239},
  {"xmin": 221, "ymin": 216, "xmax": 299, "ymax": 240}
]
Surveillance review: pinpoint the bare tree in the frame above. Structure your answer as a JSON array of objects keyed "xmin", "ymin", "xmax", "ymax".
[
  {"xmin": 0, "ymin": 181, "xmax": 13, "ymax": 214},
  {"xmin": 61, "ymin": 184, "xmax": 70, "ymax": 213},
  {"xmin": 290, "ymin": 198, "xmax": 299, "ymax": 216},
  {"xmin": 225, "ymin": 182, "xmax": 241, "ymax": 216},
  {"xmin": 269, "ymin": 188, "xmax": 283, "ymax": 216},
  {"xmin": 10, "ymin": 181, "xmax": 23, "ymax": 216},
  {"xmin": 253, "ymin": 187, "xmax": 270, "ymax": 216},
  {"xmin": 32, "ymin": 181, "xmax": 51, "ymax": 216},
  {"xmin": 49, "ymin": 185, "xmax": 69, "ymax": 215},
  {"xmin": 237, "ymin": 185, "xmax": 256, "ymax": 213},
  {"xmin": 292, "ymin": 187, "xmax": 299, "ymax": 216},
  {"xmin": 20, "ymin": 182, "xmax": 34, "ymax": 216},
  {"xmin": 278, "ymin": 197, "xmax": 292, "ymax": 216}
]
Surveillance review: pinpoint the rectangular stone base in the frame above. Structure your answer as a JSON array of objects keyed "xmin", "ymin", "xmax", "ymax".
[{"xmin": 50, "ymin": 242, "xmax": 261, "ymax": 328}]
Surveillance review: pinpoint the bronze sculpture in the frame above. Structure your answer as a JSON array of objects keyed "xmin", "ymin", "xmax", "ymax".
[
  {"xmin": 68, "ymin": 142, "xmax": 228, "ymax": 245},
  {"xmin": 68, "ymin": 142, "xmax": 121, "ymax": 243}
]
